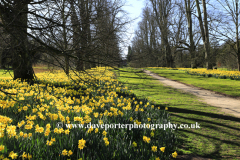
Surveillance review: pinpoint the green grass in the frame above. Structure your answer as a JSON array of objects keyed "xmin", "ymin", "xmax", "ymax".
[
  {"xmin": 0, "ymin": 66, "xmax": 50, "ymax": 78},
  {"xmin": 0, "ymin": 70, "xmax": 13, "ymax": 77},
  {"xmin": 115, "ymin": 68, "xmax": 240, "ymax": 160},
  {"xmin": 32, "ymin": 66, "xmax": 51, "ymax": 69},
  {"xmin": 146, "ymin": 68, "xmax": 240, "ymax": 97}
]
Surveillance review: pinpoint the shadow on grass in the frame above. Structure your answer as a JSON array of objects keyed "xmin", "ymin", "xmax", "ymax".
[
  {"xmin": 175, "ymin": 131, "xmax": 223, "ymax": 159},
  {"xmin": 165, "ymin": 106, "xmax": 240, "ymax": 123},
  {"xmin": 117, "ymin": 68, "xmax": 240, "ymax": 159},
  {"xmin": 118, "ymin": 75, "xmax": 156, "ymax": 80},
  {"xmin": 153, "ymin": 103, "xmax": 240, "ymax": 159},
  {"xmin": 169, "ymin": 112, "xmax": 240, "ymax": 132},
  {"xmin": 176, "ymin": 129, "xmax": 239, "ymax": 159}
]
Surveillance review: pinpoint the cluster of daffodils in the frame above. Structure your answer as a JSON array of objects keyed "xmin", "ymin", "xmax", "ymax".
[
  {"xmin": 61, "ymin": 149, "xmax": 73, "ymax": 157},
  {"xmin": 185, "ymin": 68, "xmax": 240, "ymax": 80},
  {"xmin": 0, "ymin": 67, "xmax": 178, "ymax": 159},
  {"xmin": 102, "ymin": 130, "xmax": 109, "ymax": 146},
  {"xmin": 143, "ymin": 136, "xmax": 151, "ymax": 143},
  {"xmin": 46, "ymin": 137, "xmax": 56, "ymax": 146},
  {"xmin": 147, "ymin": 67, "xmax": 240, "ymax": 80},
  {"xmin": 152, "ymin": 146, "xmax": 177, "ymax": 159}
]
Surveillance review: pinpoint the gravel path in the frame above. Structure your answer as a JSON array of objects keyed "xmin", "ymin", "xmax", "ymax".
[{"xmin": 144, "ymin": 70, "xmax": 240, "ymax": 118}]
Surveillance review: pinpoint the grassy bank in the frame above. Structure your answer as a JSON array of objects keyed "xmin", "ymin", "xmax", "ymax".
[
  {"xmin": 115, "ymin": 68, "xmax": 240, "ymax": 160},
  {"xmin": 146, "ymin": 68, "xmax": 240, "ymax": 98},
  {"xmin": 0, "ymin": 67, "xmax": 178, "ymax": 160}
]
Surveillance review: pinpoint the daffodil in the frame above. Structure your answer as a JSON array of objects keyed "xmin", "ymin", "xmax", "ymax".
[
  {"xmin": 143, "ymin": 136, "xmax": 150, "ymax": 143},
  {"xmin": 65, "ymin": 129, "xmax": 70, "ymax": 135},
  {"xmin": 172, "ymin": 151, "xmax": 178, "ymax": 158},
  {"xmin": 102, "ymin": 130, "xmax": 107, "ymax": 136},
  {"xmin": 104, "ymin": 140, "xmax": 109, "ymax": 146},
  {"xmin": 132, "ymin": 141, "xmax": 137, "ymax": 147},
  {"xmin": 78, "ymin": 138, "xmax": 86, "ymax": 150},
  {"xmin": 21, "ymin": 152, "xmax": 27, "ymax": 159},
  {"xmin": 68, "ymin": 150, "xmax": 73, "ymax": 156},
  {"xmin": 150, "ymin": 131, "xmax": 154, "ymax": 137},
  {"xmin": 151, "ymin": 146, "xmax": 157, "ymax": 152},
  {"xmin": 160, "ymin": 147, "xmax": 165, "ymax": 152},
  {"xmin": 95, "ymin": 128, "xmax": 98, "ymax": 133},
  {"xmin": 0, "ymin": 145, "xmax": 4, "ymax": 151},
  {"xmin": 8, "ymin": 151, "xmax": 18, "ymax": 159},
  {"xmin": 62, "ymin": 149, "xmax": 68, "ymax": 156}
]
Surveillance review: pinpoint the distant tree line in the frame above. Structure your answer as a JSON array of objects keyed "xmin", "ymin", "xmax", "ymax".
[{"xmin": 127, "ymin": 0, "xmax": 240, "ymax": 71}]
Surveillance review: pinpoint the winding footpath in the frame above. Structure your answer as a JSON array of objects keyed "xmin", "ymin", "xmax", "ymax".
[{"xmin": 143, "ymin": 70, "xmax": 240, "ymax": 118}]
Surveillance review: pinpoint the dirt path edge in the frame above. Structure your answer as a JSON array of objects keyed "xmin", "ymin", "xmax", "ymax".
[{"xmin": 143, "ymin": 69, "xmax": 240, "ymax": 118}]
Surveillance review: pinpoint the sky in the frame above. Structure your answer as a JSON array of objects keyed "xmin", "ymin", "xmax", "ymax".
[{"xmin": 121, "ymin": 0, "xmax": 145, "ymax": 58}]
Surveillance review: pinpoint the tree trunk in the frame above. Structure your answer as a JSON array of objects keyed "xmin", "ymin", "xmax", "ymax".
[
  {"xmin": 85, "ymin": 0, "xmax": 92, "ymax": 69},
  {"xmin": 80, "ymin": 0, "xmax": 89, "ymax": 70},
  {"xmin": 236, "ymin": 1, "xmax": 240, "ymax": 71},
  {"xmin": 62, "ymin": 0, "xmax": 69, "ymax": 76},
  {"xmin": 185, "ymin": 0, "xmax": 196, "ymax": 68},
  {"xmin": 196, "ymin": 0, "xmax": 212, "ymax": 69},
  {"xmin": 13, "ymin": 47, "xmax": 34, "ymax": 82},
  {"xmin": 70, "ymin": 0, "xmax": 84, "ymax": 71},
  {"xmin": 151, "ymin": 0, "xmax": 174, "ymax": 68},
  {"xmin": 65, "ymin": 54, "xmax": 69, "ymax": 75},
  {"xmin": 238, "ymin": 57, "xmax": 240, "ymax": 71},
  {"xmin": 166, "ymin": 44, "xmax": 173, "ymax": 67},
  {"xmin": 9, "ymin": 1, "xmax": 34, "ymax": 82},
  {"xmin": 202, "ymin": 0, "xmax": 212, "ymax": 69},
  {"xmin": 0, "ymin": 50, "xmax": 3, "ymax": 69},
  {"xmin": 85, "ymin": 56, "xmax": 91, "ymax": 70}
]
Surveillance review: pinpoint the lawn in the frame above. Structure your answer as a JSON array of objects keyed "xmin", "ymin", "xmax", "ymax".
[
  {"xmin": 0, "ymin": 65, "xmax": 59, "ymax": 78},
  {"xmin": 146, "ymin": 68, "xmax": 240, "ymax": 97},
  {"xmin": 0, "ymin": 70, "xmax": 13, "ymax": 78},
  {"xmin": 115, "ymin": 67, "xmax": 240, "ymax": 160}
]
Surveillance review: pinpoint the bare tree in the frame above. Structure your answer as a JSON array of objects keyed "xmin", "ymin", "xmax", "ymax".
[
  {"xmin": 129, "ymin": 6, "xmax": 161, "ymax": 68},
  {"xmin": 150, "ymin": 0, "xmax": 174, "ymax": 67},
  {"xmin": 214, "ymin": 0, "xmax": 240, "ymax": 71},
  {"xmin": 0, "ymin": 16, "xmax": 11, "ymax": 69},
  {"xmin": 169, "ymin": 0, "xmax": 185, "ymax": 65},
  {"xmin": 129, "ymin": 1, "xmax": 187, "ymax": 68},
  {"xmin": 195, "ymin": 0, "xmax": 212, "ymax": 69},
  {"xmin": 69, "ymin": 0, "xmax": 83, "ymax": 71},
  {"xmin": 184, "ymin": 0, "xmax": 197, "ymax": 68},
  {"xmin": 62, "ymin": 0, "xmax": 69, "ymax": 75}
]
